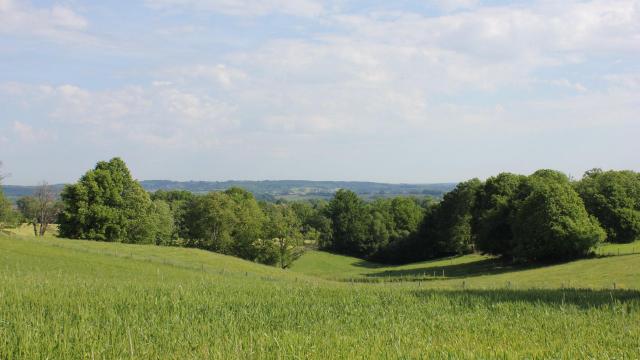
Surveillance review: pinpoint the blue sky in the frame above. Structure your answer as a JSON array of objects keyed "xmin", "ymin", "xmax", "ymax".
[{"xmin": 1, "ymin": 0, "xmax": 639, "ymax": 184}]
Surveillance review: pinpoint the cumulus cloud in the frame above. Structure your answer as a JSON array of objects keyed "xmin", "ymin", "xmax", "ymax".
[
  {"xmin": 1, "ymin": 0, "xmax": 639, "ymax": 182},
  {"xmin": 1, "ymin": 83, "xmax": 237, "ymax": 149}
]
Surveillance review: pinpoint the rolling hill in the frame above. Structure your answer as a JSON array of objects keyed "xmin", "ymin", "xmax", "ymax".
[{"xmin": 1, "ymin": 232, "xmax": 639, "ymax": 358}]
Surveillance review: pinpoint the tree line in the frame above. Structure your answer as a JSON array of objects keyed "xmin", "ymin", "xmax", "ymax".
[
  {"xmin": 1, "ymin": 158, "xmax": 639, "ymax": 266},
  {"xmin": 324, "ymin": 169, "xmax": 640, "ymax": 263}
]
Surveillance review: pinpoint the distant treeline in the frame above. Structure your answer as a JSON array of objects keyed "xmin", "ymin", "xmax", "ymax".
[
  {"xmin": 2, "ymin": 179, "xmax": 455, "ymax": 202},
  {"xmin": 2, "ymin": 158, "xmax": 639, "ymax": 266}
]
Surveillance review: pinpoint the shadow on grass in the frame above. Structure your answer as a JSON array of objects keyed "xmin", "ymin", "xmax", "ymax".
[
  {"xmin": 411, "ymin": 288, "xmax": 640, "ymax": 309},
  {"xmin": 363, "ymin": 258, "xmax": 543, "ymax": 279}
]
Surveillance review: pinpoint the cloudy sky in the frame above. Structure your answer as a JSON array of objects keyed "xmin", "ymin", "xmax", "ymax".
[{"xmin": 1, "ymin": 0, "xmax": 638, "ymax": 184}]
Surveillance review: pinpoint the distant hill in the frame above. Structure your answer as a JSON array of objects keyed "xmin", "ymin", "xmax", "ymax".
[{"xmin": 2, "ymin": 180, "xmax": 456, "ymax": 202}]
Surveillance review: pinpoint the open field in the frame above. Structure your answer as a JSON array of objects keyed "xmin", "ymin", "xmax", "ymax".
[
  {"xmin": 291, "ymin": 244, "xmax": 640, "ymax": 289},
  {"xmin": 1, "ymin": 234, "xmax": 639, "ymax": 359}
]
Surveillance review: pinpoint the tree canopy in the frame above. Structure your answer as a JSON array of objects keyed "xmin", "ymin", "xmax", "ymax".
[
  {"xmin": 58, "ymin": 158, "xmax": 169, "ymax": 244},
  {"xmin": 575, "ymin": 169, "xmax": 640, "ymax": 243}
]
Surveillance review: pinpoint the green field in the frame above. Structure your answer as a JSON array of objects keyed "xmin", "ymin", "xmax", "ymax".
[{"xmin": 1, "ymin": 234, "xmax": 639, "ymax": 359}]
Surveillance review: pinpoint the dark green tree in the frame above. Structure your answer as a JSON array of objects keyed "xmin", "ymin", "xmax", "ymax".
[
  {"xmin": 420, "ymin": 179, "xmax": 482, "ymax": 257},
  {"xmin": 512, "ymin": 170, "xmax": 605, "ymax": 261},
  {"xmin": 326, "ymin": 189, "xmax": 370, "ymax": 257},
  {"xmin": 575, "ymin": 169, "xmax": 640, "ymax": 243},
  {"xmin": 473, "ymin": 173, "xmax": 526, "ymax": 257},
  {"xmin": 224, "ymin": 187, "xmax": 265, "ymax": 260}
]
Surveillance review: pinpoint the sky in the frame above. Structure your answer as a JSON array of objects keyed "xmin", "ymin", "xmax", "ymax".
[{"xmin": 0, "ymin": 0, "xmax": 639, "ymax": 185}]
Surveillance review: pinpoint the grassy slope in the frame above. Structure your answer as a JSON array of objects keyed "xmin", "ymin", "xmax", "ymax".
[
  {"xmin": 1, "ymin": 234, "xmax": 639, "ymax": 359},
  {"xmin": 291, "ymin": 242, "xmax": 640, "ymax": 289}
]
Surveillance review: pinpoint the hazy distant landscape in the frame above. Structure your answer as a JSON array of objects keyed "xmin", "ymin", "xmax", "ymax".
[{"xmin": 2, "ymin": 180, "xmax": 456, "ymax": 202}]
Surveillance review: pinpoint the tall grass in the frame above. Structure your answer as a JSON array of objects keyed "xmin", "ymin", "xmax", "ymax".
[{"xmin": 1, "ymin": 234, "xmax": 639, "ymax": 359}]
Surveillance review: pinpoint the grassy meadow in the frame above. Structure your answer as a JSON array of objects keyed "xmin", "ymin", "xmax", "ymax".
[{"xmin": 1, "ymin": 233, "xmax": 639, "ymax": 359}]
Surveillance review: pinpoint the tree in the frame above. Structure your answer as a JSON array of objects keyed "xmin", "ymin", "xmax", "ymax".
[
  {"xmin": 224, "ymin": 187, "xmax": 265, "ymax": 260},
  {"xmin": 325, "ymin": 189, "xmax": 370, "ymax": 257},
  {"xmin": 512, "ymin": 170, "xmax": 605, "ymax": 262},
  {"xmin": 17, "ymin": 196, "xmax": 39, "ymax": 236},
  {"xmin": 0, "ymin": 162, "xmax": 19, "ymax": 231},
  {"xmin": 420, "ymin": 179, "xmax": 482, "ymax": 257},
  {"xmin": 388, "ymin": 197, "xmax": 424, "ymax": 242},
  {"xmin": 261, "ymin": 203, "xmax": 304, "ymax": 268},
  {"xmin": 34, "ymin": 182, "xmax": 61, "ymax": 236},
  {"xmin": 58, "ymin": 158, "xmax": 159, "ymax": 243},
  {"xmin": 151, "ymin": 190, "xmax": 194, "ymax": 240},
  {"xmin": 575, "ymin": 169, "xmax": 640, "ymax": 243},
  {"xmin": 151, "ymin": 199, "xmax": 175, "ymax": 246},
  {"xmin": 183, "ymin": 192, "xmax": 236, "ymax": 252},
  {"xmin": 473, "ymin": 173, "xmax": 526, "ymax": 257},
  {"xmin": 16, "ymin": 186, "xmax": 63, "ymax": 237}
]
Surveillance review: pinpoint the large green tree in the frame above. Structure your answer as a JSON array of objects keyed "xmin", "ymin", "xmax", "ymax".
[
  {"xmin": 58, "ymin": 158, "xmax": 159, "ymax": 243},
  {"xmin": 420, "ymin": 179, "xmax": 482, "ymax": 257},
  {"xmin": 326, "ymin": 189, "xmax": 370, "ymax": 257},
  {"xmin": 473, "ymin": 173, "xmax": 526, "ymax": 257},
  {"xmin": 183, "ymin": 191, "xmax": 236, "ymax": 252},
  {"xmin": 224, "ymin": 187, "xmax": 265, "ymax": 260},
  {"xmin": 512, "ymin": 170, "xmax": 605, "ymax": 261},
  {"xmin": 575, "ymin": 169, "xmax": 640, "ymax": 243}
]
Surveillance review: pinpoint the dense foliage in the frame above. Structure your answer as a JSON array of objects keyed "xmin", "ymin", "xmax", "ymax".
[
  {"xmin": 0, "ymin": 165, "xmax": 20, "ymax": 230},
  {"xmin": 575, "ymin": 169, "xmax": 640, "ymax": 243},
  {"xmin": 511, "ymin": 170, "xmax": 606, "ymax": 261},
  {"xmin": 321, "ymin": 170, "xmax": 613, "ymax": 263},
  {"xmin": 0, "ymin": 186, "xmax": 20, "ymax": 230},
  {"xmin": 58, "ymin": 158, "xmax": 170, "ymax": 244},
  {"xmin": 19, "ymin": 157, "xmax": 638, "ymax": 266}
]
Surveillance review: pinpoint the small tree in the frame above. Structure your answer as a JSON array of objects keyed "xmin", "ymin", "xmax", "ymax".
[
  {"xmin": 35, "ymin": 182, "xmax": 61, "ymax": 236},
  {"xmin": 262, "ymin": 204, "xmax": 303, "ymax": 268},
  {"xmin": 0, "ymin": 162, "xmax": 20, "ymax": 232},
  {"xmin": 16, "ymin": 196, "xmax": 39, "ymax": 236}
]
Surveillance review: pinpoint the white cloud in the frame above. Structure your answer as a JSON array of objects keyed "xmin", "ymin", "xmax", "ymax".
[
  {"xmin": 162, "ymin": 64, "xmax": 248, "ymax": 87},
  {"xmin": 0, "ymin": 0, "xmax": 90, "ymax": 42},
  {"xmin": 12, "ymin": 121, "xmax": 55, "ymax": 143},
  {"xmin": 434, "ymin": 0, "xmax": 479, "ymax": 12},
  {"xmin": 144, "ymin": 0, "xmax": 324, "ymax": 17}
]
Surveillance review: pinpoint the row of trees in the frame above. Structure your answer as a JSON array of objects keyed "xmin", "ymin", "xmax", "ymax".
[
  {"xmin": 5, "ymin": 157, "xmax": 639, "ymax": 266},
  {"xmin": 58, "ymin": 158, "xmax": 307, "ymax": 268},
  {"xmin": 323, "ymin": 169, "xmax": 639, "ymax": 263}
]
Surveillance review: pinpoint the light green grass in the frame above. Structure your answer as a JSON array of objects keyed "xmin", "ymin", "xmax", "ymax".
[
  {"xmin": 291, "ymin": 246, "xmax": 640, "ymax": 289},
  {"xmin": 3, "ymin": 223, "xmax": 59, "ymax": 238},
  {"xmin": 1, "ymin": 234, "xmax": 639, "ymax": 359}
]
